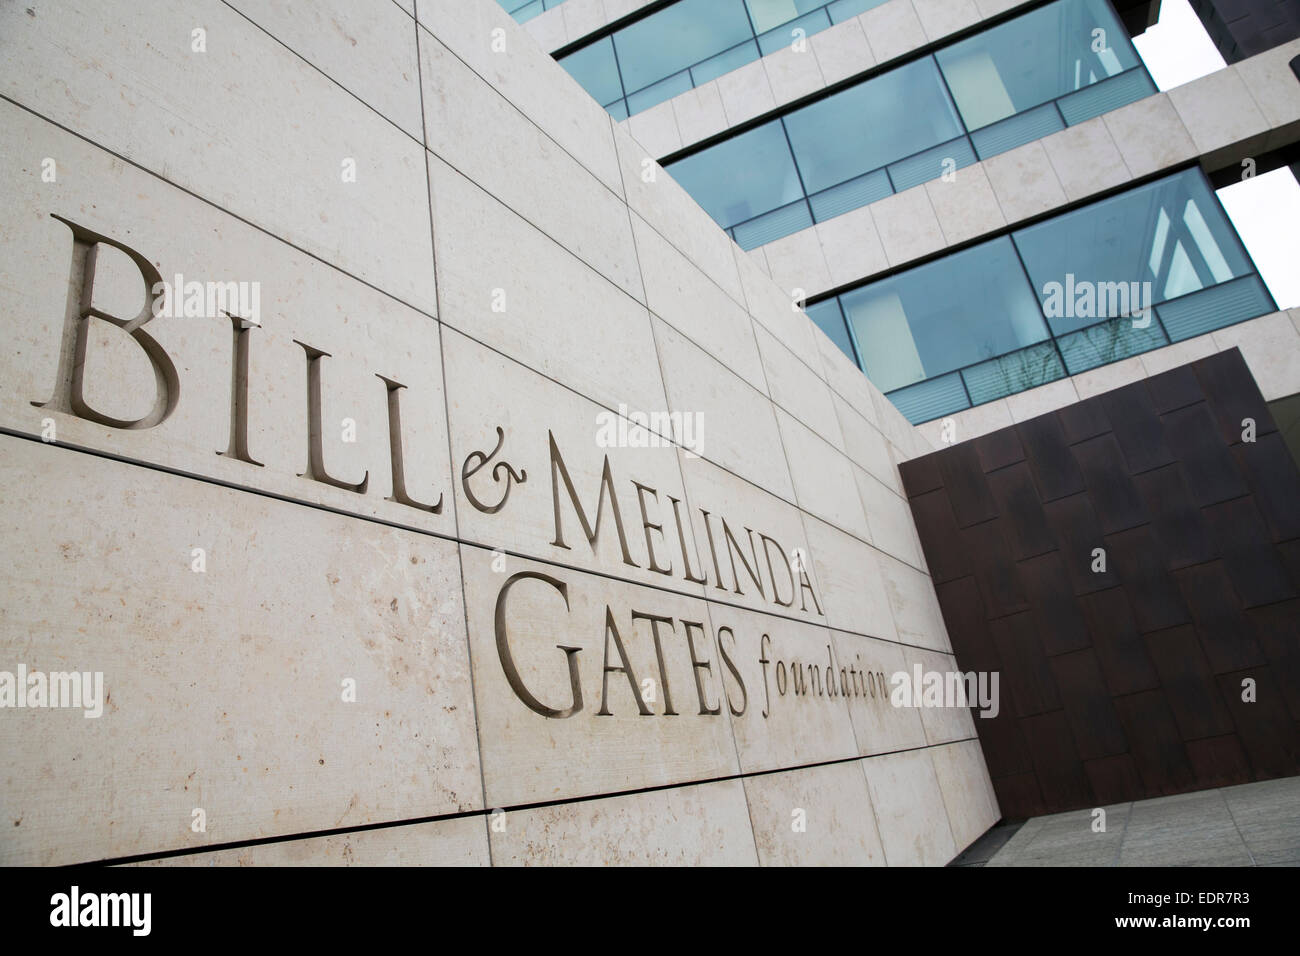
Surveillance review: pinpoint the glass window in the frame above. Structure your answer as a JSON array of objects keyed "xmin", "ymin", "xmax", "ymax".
[
  {"xmin": 804, "ymin": 299, "xmax": 856, "ymax": 362},
  {"xmin": 558, "ymin": 37, "xmax": 624, "ymax": 109},
  {"xmin": 935, "ymin": 0, "xmax": 1140, "ymax": 130},
  {"xmin": 1013, "ymin": 169, "xmax": 1254, "ymax": 336},
  {"xmin": 664, "ymin": 121, "xmax": 803, "ymax": 229},
  {"xmin": 782, "ymin": 57, "xmax": 963, "ymax": 194},
  {"xmin": 746, "ymin": 0, "xmax": 825, "ymax": 33},
  {"xmin": 613, "ymin": 0, "xmax": 754, "ymax": 95},
  {"xmin": 839, "ymin": 237, "xmax": 1049, "ymax": 393}
]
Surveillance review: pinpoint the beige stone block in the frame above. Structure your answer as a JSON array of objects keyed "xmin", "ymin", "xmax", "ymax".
[
  {"xmin": 0, "ymin": 0, "xmax": 435, "ymax": 312},
  {"xmin": 672, "ymin": 81, "xmax": 729, "ymax": 146},
  {"xmin": 0, "ymin": 104, "xmax": 455, "ymax": 536},
  {"xmin": 676, "ymin": 452, "xmax": 830, "ymax": 624},
  {"xmin": 653, "ymin": 319, "xmax": 797, "ymax": 501},
  {"xmin": 830, "ymin": 631, "xmax": 928, "ymax": 754},
  {"xmin": 870, "ymin": 187, "xmax": 946, "ymax": 267},
  {"xmin": 930, "ymin": 739, "xmax": 1000, "ymax": 853},
  {"xmin": 632, "ymin": 216, "xmax": 766, "ymax": 390},
  {"xmin": 754, "ymin": 324, "xmax": 845, "ymax": 449},
  {"xmin": 459, "ymin": 547, "xmax": 740, "ymax": 807},
  {"xmin": 1041, "ymin": 116, "xmax": 1132, "ymax": 202},
  {"xmin": 522, "ymin": 7, "xmax": 568, "ymax": 52},
  {"xmin": 440, "ymin": 328, "xmax": 696, "ymax": 594},
  {"xmin": 1004, "ymin": 377, "xmax": 1080, "ymax": 422},
  {"xmin": 717, "ymin": 59, "xmax": 777, "ymax": 126},
  {"xmin": 974, "ymin": 0, "xmax": 1032, "ymax": 15},
  {"xmin": 925, "ymin": 165, "xmax": 1007, "ymax": 246},
  {"xmin": 763, "ymin": 46, "xmax": 826, "ymax": 106},
  {"xmin": 901, "ymin": 647, "xmax": 978, "ymax": 745},
  {"xmin": 982, "ymin": 140, "xmax": 1069, "ymax": 223},
  {"xmin": 227, "ymin": 0, "xmax": 423, "ymax": 138},
  {"xmin": 131, "ymin": 817, "xmax": 489, "ymax": 866},
  {"xmin": 561, "ymin": 0, "xmax": 607, "ymax": 40},
  {"xmin": 721, "ymin": 606, "xmax": 862, "ymax": 772},
  {"xmin": 802, "ymin": 516, "xmax": 899, "ymax": 642},
  {"xmin": 613, "ymin": 124, "xmax": 748, "ymax": 307},
  {"xmin": 490, "ymin": 779, "xmax": 758, "ymax": 865},
  {"xmin": 861, "ymin": 749, "xmax": 959, "ymax": 865},
  {"xmin": 911, "ymin": 0, "xmax": 981, "ymax": 40},
  {"xmin": 743, "ymin": 761, "xmax": 886, "ymax": 865},
  {"xmin": 1167, "ymin": 66, "xmax": 1268, "ymax": 156},
  {"xmin": 856, "ymin": 470, "xmax": 925, "ymax": 568},
  {"xmin": 1071, "ymin": 356, "xmax": 1147, "ymax": 399},
  {"xmin": 816, "ymin": 206, "xmax": 891, "ymax": 288},
  {"xmin": 1211, "ymin": 311, "xmax": 1300, "ymax": 400},
  {"xmin": 778, "ymin": 411, "xmax": 872, "ymax": 540},
  {"xmin": 859, "ymin": 0, "xmax": 927, "ymax": 65},
  {"xmin": 0, "ymin": 437, "xmax": 482, "ymax": 866},
  {"xmin": 811, "ymin": 17, "xmax": 875, "ymax": 87},
  {"xmin": 732, "ymin": 243, "xmax": 824, "ymax": 373},
  {"xmin": 420, "ymin": 33, "xmax": 644, "ymax": 301},
  {"xmin": 759, "ymin": 224, "xmax": 835, "ymax": 299},
  {"xmin": 1234, "ymin": 39, "xmax": 1300, "ymax": 130},
  {"xmin": 833, "ymin": 393, "xmax": 899, "ymax": 491},
  {"xmin": 817, "ymin": 332, "xmax": 883, "ymax": 428},
  {"xmin": 877, "ymin": 552, "xmax": 952, "ymax": 652},
  {"xmin": 429, "ymin": 157, "xmax": 664, "ymax": 417},
  {"xmin": 417, "ymin": 2, "xmax": 624, "ymax": 193},
  {"xmin": 625, "ymin": 99, "xmax": 684, "ymax": 157},
  {"xmin": 1101, "ymin": 94, "xmax": 1197, "ymax": 180}
]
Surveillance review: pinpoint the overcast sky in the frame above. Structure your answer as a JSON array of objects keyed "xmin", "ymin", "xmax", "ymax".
[{"xmin": 1134, "ymin": 0, "xmax": 1300, "ymax": 308}]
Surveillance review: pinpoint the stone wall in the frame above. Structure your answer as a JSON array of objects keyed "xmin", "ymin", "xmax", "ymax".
[{"xmin": 0, "ymin": 0, "xmax": 996, "ymax": 865}]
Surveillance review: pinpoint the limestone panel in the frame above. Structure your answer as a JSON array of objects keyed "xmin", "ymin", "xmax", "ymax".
[
  {"xmin": 743, "ymin": 761, "xmax": 886, "ymax": 866},
  {"xmin": 0, "ymin": 101, "xmax": 455, "ymax": 537},
  {"xmin": 489, "ymin": 779, "xmax": 758, "ymax": 866},
  {"xmin": 458, "ymin": 547, "xmax": 740, "ymax": 807},
  {"xmin": 0, "ymin": 0, "xmax": 436, "ymax": 310},
  {"xmin": 0, "ymin": 437, "xmax": 482, "ymax": 866},
  {"xmin": 130, "ymin": 816, "xmax": 490, "ymax": 866}
]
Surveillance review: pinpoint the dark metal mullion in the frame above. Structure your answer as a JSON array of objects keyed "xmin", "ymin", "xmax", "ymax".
[
  {"xmin": 777, "ymin": 116, "xmax": 816, "ymax": 226},
  {"xmin": 606, "ymin": 31, "xmax": 631, "ymax": 119},
  {"xmin": 1007, "ymin": 232, "xmax": 1072, "ymax": 381}
]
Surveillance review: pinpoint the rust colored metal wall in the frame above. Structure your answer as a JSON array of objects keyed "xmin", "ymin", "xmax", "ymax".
[{"xmin": 901, "ymin": 349, "xmax": 1300, "ymax": 818}]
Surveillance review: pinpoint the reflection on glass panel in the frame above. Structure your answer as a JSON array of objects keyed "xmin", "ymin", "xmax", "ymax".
[
  {"xmin": 1013, "ymin": 169, "xmax": 1254, "ymax": 337},
  {"xmin": 746, "ymin": 0, "xmax": 826, "ymax": 33},
  {"xmin": 827, "ymin": 0, "xmax": 890, "ymax": 24},
  {"xmin": 783, "ymin": 57, "xmax": 962, "ymax": 194},
  {"xmin": 626, "ymin": 71, "xmax": 694, "ymax": 114},
  {"xmin": 757, "ymin": 9, "xmax": 832, "ymax": 55},
  {"xmin": 1055, "ymin": 316, "xmax": 1167, "ymax": 375},
  {"xmin": 1156, "ymin": 274, "xmax": 1275, "ymax": 342},
  {"xmin": 839, "ymin": 237, "xmax": 1049, "ymax": 393},
  {"xmin": 665, "ymin": 121, "xmax": 802, "ymax": 229},
  {"xmin": 691, "ymin": 40, "xmax": 761, "ymax": 87},
  {"xmin": 963, "ymin": 341, "xmax": 1066, "ymax": 405},
  {"xmin": 804, "ymin": 299, "xmax": 857, "ymax": 362},
  {"xmin": 613, "ymin": 0, "xmax": 753, "ymax": 95},
  {"xmin": 887, "ymin": 373, "xmax": 969, "ymax": 425},
  {"xmin": 558, "ymin": 37, "xmax": 623, "ymax": 108},
  {"xmin": 935, "ymin": 0, "xmax": 1139, "ymax": 130}
]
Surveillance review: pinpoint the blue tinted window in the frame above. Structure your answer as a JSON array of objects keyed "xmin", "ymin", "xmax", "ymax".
[
  {"xmin": 665, "ymin": 122, "xmax": 803, "ymax": 229},
  {"xmin": 1014, "ymin": 169, "xmax": 1254, "ymax": 336},
  {"xmin": 839, "ymin": 237, "xmax": 1049, "ymax": 393},
  {"xmin": 746, "ymin": 0, "xmax": 827, "ymax": 33},
  {"xmin": 935, "ymin": 0, "xmax": 1139, "ymax": 130},
  {"xmin": 558, "ymin": 37, "xmax": 623, "ymax": 108},
  {"xmin": 783, "ymin": 57, "xmax": 963, "ymax": 194},
  {"xmin": 804, "ymin": 299, "xmax": 856, "ymax": 362},
  {"xmin": 614, "ymin": 0, "xmax": 754, "ymax": 95}
]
